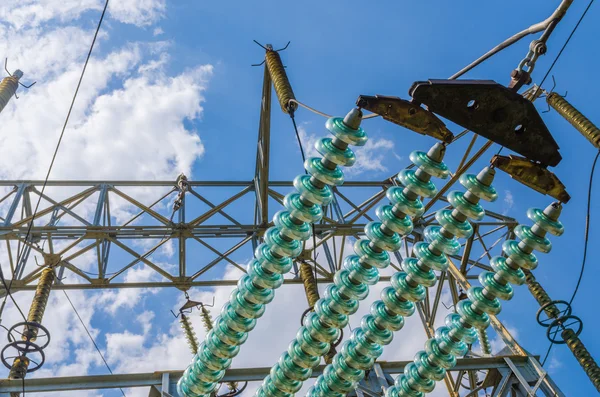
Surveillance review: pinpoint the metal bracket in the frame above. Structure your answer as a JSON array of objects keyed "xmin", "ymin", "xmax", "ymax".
[
  {"xmin": 356, "ymin": 95, "xmax": 453, "ymax": 143},
  {"xmin": 491, "ymin": 155, "xmax": 570, "ymax": 203},
  {"xmin": 409, "ymin": 80, "xmax": 561, "ymax": 166}
]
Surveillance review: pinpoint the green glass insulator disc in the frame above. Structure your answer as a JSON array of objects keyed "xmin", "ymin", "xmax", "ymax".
[
  {"xmin": 381, "ymin": 286, "xmax": 416, "ymax": 317},
  {"xmin": 315, "ymin": 298, "xmax": 349, "ymax": 328},
  {"xmin": 325, "ymin": 284, "xmax": 359, "ymax": 315},
  {"xmin": 386, "ymin": 186, "xmax": 424, "ymax": 218},
  {"xmin": 391, "ymin": 272, "xmax": 426, "ymax": 302},
  {"xmin": 279, "ymin": 352, "xmax": 311, "ymax": 381},
  {"xmin": 237, "ymin": 274, "xmax": 274, "ymax": 305},
  {"xmin": 490, "ymin": 256, "xmax": 526, "ymax": 286},
  {"xmin": 435, "ymin": 326, "xmax": 467, "ymax": 356},
  {"xmin": 413, "ymin": 242, "xmax": 448, "ymax": 271},
  {"xmin": 255, "ymin": 243, "xmax": 293, "ymax": 274},
  {"xmin": 264, "ymin": 226, "xmax": 302, "ymax": 258},
  {"xmin": 213, "ymin": 316, "xmax": 247, "ymax": 346},
  {"xmin": 424, "ymin": 225, "xmax": 461, "ymax": 255},
  {"xmin": 414, "ymin": 351, "xmax": 446, "ymax": 381},
  {"xmin": 294, "ymin": 174, "xmax": 333, "ymax": 206},
  {"xmin": 444, "ymin": 313, "xmax": 477, "ymax": 344},
  {"xmin": 315, "ymin": 137, "xmax": 356, "ymax": 167},
  {"xmin": 394, "ymin": 375, "xmax": 424, "ymax": 397},
  {"xmin": 447, "ymin": 190, "xmax": 485, "ymax": 221},
  {"xmin": 296, "ymin": 326, "xmax": 329, "ymax": 357},
  {"xmin": 361, "ymin": 314, "xmax": 394, "ymax": 346},
  {"xmin": 304, "ymin": 311, "xmax": 340, "ymax": 343},
  {"xmin": 321, "ymin": 365, "xmax": 353, "ymax": 394},
  {"xmin": 459, "ymin": 174, "xmax": 498, "ymax": 202},
  {"xmin": 288, "ymin": 339, "xmax": 320, "ymax": 369},
  {"xmin": 398, "ymin": 169, "xmax": 438, "ymax": 198},
  {"xmin": 410, "ymin": 150, "xmax": 450, "ymax": 179},
  {"xmin": 190, "ymin": 358, "xmax": 224, "ymax": 384},
  {"xmin": 206, "ymin": 329, "xmax": 240, "ymax": 359},
  {"xmin": 261, "ymin": 376, "xmax": 294, "ymax": 397},
  {"xmin": 178, "ymin": 376, "xmax": 207, "ymax": 397},
  {"xmin": 341, "ymin": 339, "xmax": 375, "ymax": 370},
  {"xmin": 248, "ymin": 259, "xmax": 284, "ymax": 289},
  {"xmin": 284, "ymin": 192, "xmax": 323, "ymax": 224},
  {"xmin": 311, "ymin": 376, "xmax": 346, "ymax": 397},
  {"xmin": 232, "ymin": 281, "xmax": 268, "ymax": 316},
  {"xmin": 334, "ymin": 269, "xmax": 369, "ymax": 300},
  {"xmin": 273, "ymin": 210, "xmax": 311, "ymax": 241},
  {"xmin": 479, "ymin": 271, "xmax": 514, "ymax": 301},
  {"xmin": 468, "ymin": 286, "xmax": 502, "ymax": 315},
  {"xmin": 269, "ymin": 364, "xmax": 302, "ymax": 394},
  {"xmin": 515, "ymin": 224, "xmax": 552, "ymax": 253},
  {"xmin": 502, "ymin": 240, "xmax": 538, "ymax": 270},
  {"xmin": 401, "ymin": 258, "xmax": 436, "ymax": 287},
  {"xmin": 326, "ymin": 117, "xmax": 368, "ymax": 147},
  {"xmin": 332, "ymin": 353, "xmax": 363, "ymax": 383},
  {"xmin": 352, "ymin": 328, "xmax": 383, "ymax": 359},
  {"xmin": 194, "ymin": 343, "xmax": 231, "ymax": 371},
  {"xmin": 221, "ymin": 302, "xmax": 256, "ymax": 333},
  {"xmin": 304, "ymin": 157, "xmax": 344, "ymax": 186},
  {"xmin": 344, "ymin": 255, "xmax": 380, "ymax": 285},
  {"xmin": 372, "ymin": 300, "xmax": 405, "ymax": 332},
  {"xmin": 457, "ymin": 300, "xmax": 490, "ymax": 329},
  {"xmin": 377, "ymin": 204, "xmax": 413, "ymax": 235},
  {"xmin": 354, "ymin": 239, "xmax": 390, "ymax": 269},
  {"xmin": 436, "ymin": 209, "xmax": 473, "ymax": 238},
  {"xmin": 405, "ymin": 362, "xmax": 436, "ymax": 393},
  {"xmin": 425, "ymin": 338, "xmax": 456, "ymax": 369},
  {"xmin": 527, "ymin": 207, "xmax": 564, "ymax": 236},
  {"xmin": 365, "ymin": 221, "xmax": 402, "ymax": 252}
]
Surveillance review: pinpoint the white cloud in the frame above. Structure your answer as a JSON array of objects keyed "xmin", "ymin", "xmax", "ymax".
[
  {"xmin": 108, "ymin": 0, "xmax": 166, "ymax": 27},
  {"xmin": 298, "ymin": 124, "xmax": 395, "ymax": 177},
  {"xmin": 503, "ymin": 189, "xmax": 514, "ymax": 215},
  {"xmin": 153, "ymin": 27, "xmax": 164, "ymax": 36}
]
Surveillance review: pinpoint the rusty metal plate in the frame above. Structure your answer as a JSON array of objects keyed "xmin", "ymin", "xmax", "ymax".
[{"xmin": 410, "ymin": 80, "xmax": 562, "ymax": 166}]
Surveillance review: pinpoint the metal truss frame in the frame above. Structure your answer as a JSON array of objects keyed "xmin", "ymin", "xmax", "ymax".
[{"xmin": 0, "ymin": 64, "xmax": 564, "ymax": 396}]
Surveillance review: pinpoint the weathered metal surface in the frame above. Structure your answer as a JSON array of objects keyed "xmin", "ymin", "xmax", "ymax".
[
  {"xmin": 356, "ymin": 94, "xmax": 453, "ymax": 142},
  {"xmin": 409, "ymin": 80, "xmax": 561, "ymax": 166},
  {"xmin": 491, "ymin": 155, "xmax": 570, "ymax": 202}
]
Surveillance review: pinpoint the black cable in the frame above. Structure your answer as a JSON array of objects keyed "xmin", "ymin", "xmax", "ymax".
[
  {"xmin": 290, "ymin": 112, "xmax": 306, "ymax": 164},
  {"xmin": 538, "ymin": 0, "xmax": 596, "ymax": 90},
  {"xmin": 61, "ymin": 288, "xmax": 126, "ymax": 397},
  {"xmin": 569, "ymin": 150, "xmax": 599, "ymax": 305},
  {"xmin": 22, "ymin": 375, "xmax": 25, "ymax": 396},
  {"xmin": 0, "ymin": 266, "xmax": 27, "ymax": 322},
  {"xmin": 2, "ymin": 0, "xmax": 110, "ymax": 313}
]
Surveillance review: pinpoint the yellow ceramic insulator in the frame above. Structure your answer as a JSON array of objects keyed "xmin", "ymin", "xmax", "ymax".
[
  {"xmin": 0, "ymin": 75, "xmax": 19, "ymax": 114},
  {"xmin": 299, "ymin": 262, "xmax": 319, "ymax": 308},
  {"xmin": 180, "ymin": 313, "xmax": 199, "ymax": 355},
  {"xmin": 477, "ymin": 329, "xmax": 492, "ymax": 355},
  {"xmin": 563, "ymin": 329, "xmax": 600, "ymax": 392},
  {"xmin": 524, "ymin": 271, "xmax": 560, "ymax": 319},
  {"xmin": 23, "ymin": 267, "xmax": 55, "ymax": 342},
  {"xmin": 547, "ymin": 92, "xmax": 600, "ymax": 149},
  {"xmin": 265, "ymin": 50, "xmax": 297, "ymax": 114}
]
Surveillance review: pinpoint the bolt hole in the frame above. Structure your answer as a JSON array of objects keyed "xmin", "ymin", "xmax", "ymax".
[
  {"xmin": 514, "ymin": 124, "xmax": 526, "ymax": 134},
  {"xmin": 408, "ymin": 107, "xmax": 417, "ymax": 115},
  {"xmin": 467, "ymin": 99, "xmax": 479, "ymax": 110}
]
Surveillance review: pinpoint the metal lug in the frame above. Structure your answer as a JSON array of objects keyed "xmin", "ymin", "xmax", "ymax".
[
  {"xmin": 356, "ymin": 95, "xmax": 453, "ymax": 143},
  {"xmin": 410, "ymin": 80, "xmax": 562, "ymax": 166},
  {"xmin": 491, "ymin": 155, "xmax": 570, "ymax": 203}
]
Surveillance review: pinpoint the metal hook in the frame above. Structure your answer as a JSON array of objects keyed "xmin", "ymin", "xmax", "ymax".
[
  {"xmin": 251, "ymin": 41, "xmax": 291, "ymax": 66},
  {"xmin": 274, "ymin": 41, "xmax": 291, "ymax": 52},
  {"xmin": 4, "ymin": 58, "xmax": 37, "ymax": 90}
]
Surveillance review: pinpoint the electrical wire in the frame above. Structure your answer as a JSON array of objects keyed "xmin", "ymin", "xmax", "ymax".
[
  {"xmin": 288, "ymin": 98, "xmax": 379, "ymax": 120},
  {"xmin": 60, "ymin": 287, "xmax": 126, "ymax": 397},
  {"xmin": 538, "ymin": 0, "xmax": 596, "ymax": 90},
  {"xmin": 2, "ymin": 0, "xmax": 110, "ymax": 313}
]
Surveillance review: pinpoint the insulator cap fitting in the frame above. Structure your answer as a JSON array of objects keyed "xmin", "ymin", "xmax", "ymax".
[
  {"xmin": 476, "ymin": 166, "xmax": 496, "ymax": 187},
  {"xmin": 427, "ymin": 142, "xmax": 446, "ymax": 163},
  {"xmin": 343, "ymin": 107, "xmax": 363, "ymax": 130},
  {"xmin": 544, "ymin": 201, "xmax": 562, "ymax": 221},
  {"xmin": 13, "ymin": 70, "xmax": 23, "ymax": 80}
]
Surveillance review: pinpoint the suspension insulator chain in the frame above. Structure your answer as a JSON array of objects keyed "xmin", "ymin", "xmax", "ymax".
[
  {"xmin": 381, "ymin": 201, "xmax": 564, "ymax": 397},
  {"xmin": 265, "ymin": 49, "xmax": 297, "ymax": 114},
  {"xmin": 177, "ymin": 108, "xmax": 368, "ymax": 397},
  {"xmin": 563, "ymin": 329, "xmax": 600, "ymax": 391},
  {"xmin": 307, "ymin": 165, "xmax": 494, "ymax": 397},
  {"xmin": 255, "ymin": 143, "xmax": 451, "ymax": 397},
  {"xmin": 547, "ymin": 92, "xmax": 600, "ymax": 149},
  {"xmin": 525, "ymin": 271, "xmax": 560, "ymax": 319},
  {"xmin": 200, "ymin": 305, "xmax": 213, "ymax": 333},
  {"xmin": 180, "ymin": 313, "xmax": 200, "ymax": 355},
  {"xmin": 477, "ymin": 328, "xmax": 492, "ymax": 356}
]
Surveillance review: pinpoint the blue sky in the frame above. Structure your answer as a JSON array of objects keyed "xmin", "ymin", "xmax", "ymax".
[{"xmin": 0, "ymin": 0, "xmax": 599, "ymax": 396}]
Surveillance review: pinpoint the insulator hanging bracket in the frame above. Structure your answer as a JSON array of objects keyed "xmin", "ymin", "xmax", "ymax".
[
  {"xmin": 355, "ymin": 95, "xmax": 454, "ymax": 143},
  {"xmin": 491, "ymin": 154, "xmax": 570, "ymax": 203},
  {"xmin": 409, "ymin": 79, "xmax": 562, "ymax": 166}
]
